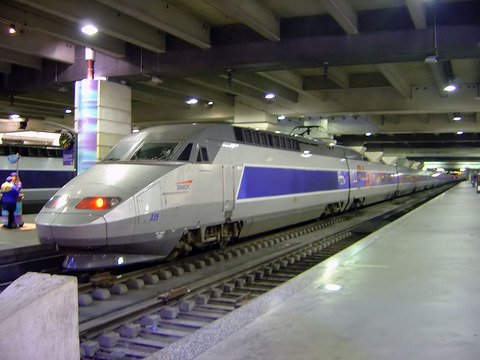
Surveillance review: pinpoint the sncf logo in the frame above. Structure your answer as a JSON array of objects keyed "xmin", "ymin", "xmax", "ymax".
[{"xmin": 177, "ymin": 179, "xmax": 193, "ymax": 191}]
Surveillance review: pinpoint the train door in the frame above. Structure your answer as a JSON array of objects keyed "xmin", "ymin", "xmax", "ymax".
[{"xmin": 222, "ymin": 165, "xmax": 235, "ymax": 217}]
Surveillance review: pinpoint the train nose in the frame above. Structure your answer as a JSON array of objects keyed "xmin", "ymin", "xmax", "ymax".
[{"xmin": 36, "ymin": 212, "xmax": 107, "ymax": 248}]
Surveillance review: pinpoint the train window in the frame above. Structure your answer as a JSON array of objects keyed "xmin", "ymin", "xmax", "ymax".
[
  {"xmin": 252, "ymin": 131, "xmax": 260, "ymax": 145},
  {"xmin": 196, "ymin": 146, "xmax": 209, "ymax": 162},
  {"xmin": 285, "ymin": 138, "xmax": 292, "ymax": 149},
  {"xmin": 273, "ymin": 136, "xmax": 280, "ymax": 147},
  {"xmin": 267, "ymin": 134, "xmax": 274, "ymax": 147},
  {"xmin": 201, "ymin": 147, "xmax": 209, "ymax": 161},
  {"xmin": 104, "ymin": 140, "xmax": 137, "ymax": 161},
  {"xmin": 260, "ymin": 133, "xmax": 268, "ymax": 146},
  {"xmin": 244, "ymin": 129, "xmax": 253, "ymax": 144},
  {"xmin": 47, "ymin": 149, "xmax": 56, "ymax": 157},
  {"xmin": 177, "ymin": 143, "xmax": 193, "ymax": 161},
  {"xmin": 130, "ymin": 141, "xmax": 179, "ymax": 161},
  {"xmin": 234, "ymin": 127, "xmax": 245, "ymax": 142}
]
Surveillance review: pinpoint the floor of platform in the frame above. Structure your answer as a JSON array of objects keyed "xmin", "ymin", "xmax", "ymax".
[
  {"xmin": 147, "ymin": 181, "xmax": 480, "ymax": 360},
  {"xmin": 0, "ymin": 214, "xmax": 41, "ymax": 252}
]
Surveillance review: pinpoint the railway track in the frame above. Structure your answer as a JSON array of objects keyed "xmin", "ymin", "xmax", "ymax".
[{"xmin": 77, "ymin": 185, "xmax": 452, "ymax": 359}]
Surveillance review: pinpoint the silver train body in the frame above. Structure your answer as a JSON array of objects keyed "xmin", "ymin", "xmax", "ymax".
[{"xmin": 35, "ymin": 124, "xmax": 457, "ymax": 269}]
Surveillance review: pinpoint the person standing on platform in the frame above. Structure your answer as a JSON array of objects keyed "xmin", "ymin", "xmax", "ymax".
[
  {"xmin": 1, "ymin": 175, "xmax": 20, "ymax": 229},
  {"xmin": 10, "ymin": 172, "xmax": 22, "ymax": 190}
]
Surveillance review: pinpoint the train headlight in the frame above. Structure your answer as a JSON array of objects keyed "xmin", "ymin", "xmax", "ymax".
[
  {"xmin": 46, "ymin": 195, "xmax": 69, "ymax": 209},
  {"xmin": 75, "ymin": 197, "xmax": 121, "ymax": 210}
]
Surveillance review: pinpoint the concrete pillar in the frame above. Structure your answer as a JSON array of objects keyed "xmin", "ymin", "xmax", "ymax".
[
  {"xmin": 75, "ymin": 79, "xmax": 131, "ymax": 174},
  {"xmin": 97, "ymin": 80, "xmax": 132, "ymax": 159},
  {"xmin": 0, "ymin": 272, "xmax": 79, "ymax": 359}
]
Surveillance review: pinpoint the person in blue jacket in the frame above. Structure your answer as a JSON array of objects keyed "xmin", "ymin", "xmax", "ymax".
[{"xmin": 1, "ymin": 175, "xmax": 21, "ymax": 229}]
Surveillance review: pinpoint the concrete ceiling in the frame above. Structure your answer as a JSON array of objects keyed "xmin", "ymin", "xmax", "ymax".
[{"xmin": 0, "ymin": 0, "xmax": 479, "ymax": 169}]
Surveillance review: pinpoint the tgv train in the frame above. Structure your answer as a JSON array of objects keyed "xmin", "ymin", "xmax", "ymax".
[{"xmin": 35, "ymin": 123, "xmax": 457, "ymax": 270}]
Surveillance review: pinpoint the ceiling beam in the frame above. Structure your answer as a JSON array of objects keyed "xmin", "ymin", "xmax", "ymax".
[
  {"xmin": 326, "ymin": 67, "xmax": 349, "ymax": 89},
  {"xmin": 131, "ymin": 83, "xmax": 192, "ymax": 104},
  {"xmin": 230, "ymin": 73, "xmax": 298, "ymax": 102},
  {"xmin": 0, "ymin": 61, "xmax": 12, "ymax": 73},
  {"xmin": 148, "ymin": 79, "xmax": 235, "ymax": 106},
  {"xmin": 0, "ymin": 48, "xmax": 42, "ymax": 69},
  {"xmin": 0, "ymin": 22, "xmax": 74, "ymax": 64},
  {"xmin": 257, "ymin": 70, "xmax": 303, "ymax": 92},
  {"xmin": 378, "ymin": 63, "xmax": 412, "ymax": 99},
  {"xmin": 303, "ymin": 76, "xmax": 342, "ymax": 91},
  {"xmin": 405, "ymin": 0, "xmax": 427, "ymax": 30},
  {"xmin": 0, "ymin": 99, "xmax": 69, "ymax": 119},
  {"xmin": 187, "ymin": 76, "xmax": 267, "ymax": 102},
  {"xmin": 320, "ymin": 0, "xmax": 358, "ymax": 35},
  {"xmin": 14, "ymin": 0, "xmax": 166, "ymax": 53},
  {"xmin": 0, "ymin": 2, "xmax": 125, "ymax": 58},
  {"xmin": 152, "ymin": 25, "xmax": 480, "ymax": 77},
  {"xmin": 204, "ymin": 0, "xmax": 279, "ymax": 41},
  {"xmin": 97, "ymin": 0, "xmax": 210, "ymax": 49}
]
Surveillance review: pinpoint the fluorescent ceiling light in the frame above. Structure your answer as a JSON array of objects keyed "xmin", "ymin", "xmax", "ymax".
[
  {"xmin": 443, "ymin": 84, "xmax": 457, "ymax": 92},
  {"xmin": 0, "ymin": 131, "xmax": 61, "ymax": 146},
  {"xmin": 186, "ymin": 98, "xmax": 198, "ymax": 105},
  {"xmin": 81, "ymin": 24, "xmax": 98, "ymax": 35},
  {"xmin": 424, "ymin": 55, "xmax": 438, "ymax": 63}
]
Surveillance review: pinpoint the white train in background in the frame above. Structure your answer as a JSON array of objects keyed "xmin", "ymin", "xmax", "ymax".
[{"xmin": 0, "ymin": 149, "xmax": 74, "ymax": 212}]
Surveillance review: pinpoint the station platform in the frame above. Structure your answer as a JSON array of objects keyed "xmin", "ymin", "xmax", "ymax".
[
  {"xmin": 148, "ymin": 181, "xmax": 480, "ymax": 360},
  {"xmin": 0, "ymin": 214, "xmax": 44, "ymax": 264}
]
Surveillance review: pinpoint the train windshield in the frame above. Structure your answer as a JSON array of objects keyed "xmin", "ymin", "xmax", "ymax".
[
  {"xmin": 130, "ymin": 141, "xmax": 179, "ymax": 161},
  {"xmin": 103, "ymin": 139, "xmax": 180, "ymax": 161},
  {"xmin": 103, "ymin": 141, "xmax": 134, "ymax": 161}
]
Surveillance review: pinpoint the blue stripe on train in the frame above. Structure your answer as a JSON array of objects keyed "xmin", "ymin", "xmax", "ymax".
[
  {"xmin": 0, "ymin": 170, "xmax": 75, "ymax": 189},
  {"xmin": 237, "ymin": 167, "xmax": 348, "ymax": 199}
]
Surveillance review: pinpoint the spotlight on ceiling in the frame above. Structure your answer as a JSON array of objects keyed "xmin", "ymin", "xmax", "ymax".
[
  {"xmin": 265, "ymin": 93, "xmax": 275, "ymax": 99},
  {"xmin": 186, "ymin": 98, "xmax": 198, "ymax": 105},
  {"xmin": 424, "ymin": 55, "xmax": 438, "ymax": 63},
  {"xmin": 453, "ymin": 113, "xmax": 462, "ymax": 121},
  {"xmin": 443, "ymin": 83, "xmax": 457, "ymax": 92},
  {"xmin": 456, "ymin": 130, "xmax": 464, "ymax": 135},
  {"xmin": 277, "ymin": 115, "xmax": 286, "ymax": 120},
  {"xmin": 81, "ymin": 24, "xmax": 98, "ymax": 35},
  {"xmin": 365, "ymin": 132, "xmax": 372, "ymax": 137},
  {"xmin": 9, "ymin": 24, "xmax": 16, "ymax": 34}
]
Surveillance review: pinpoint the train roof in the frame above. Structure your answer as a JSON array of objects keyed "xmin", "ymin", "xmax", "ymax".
[{"xmin": 103, "ymin": 123, "xmax": 366, "ymax": 162}]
